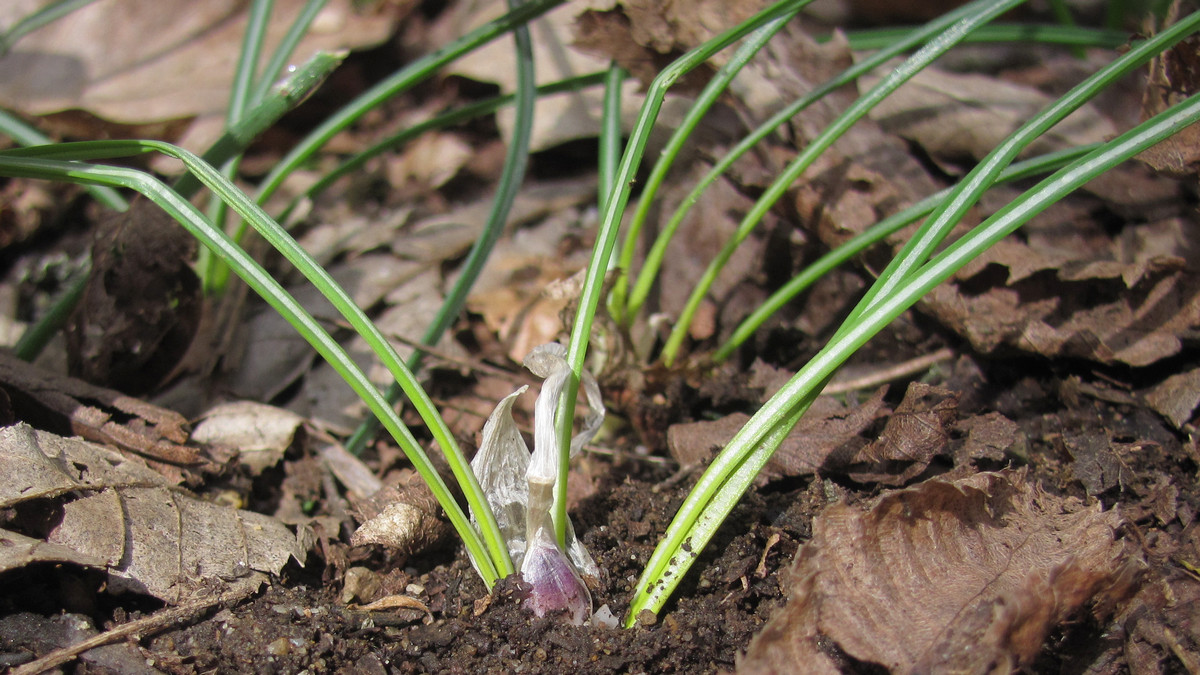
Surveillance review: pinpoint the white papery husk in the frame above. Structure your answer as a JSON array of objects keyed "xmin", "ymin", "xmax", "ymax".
[{"xmin": 468, "ymin": 342, "xmax": 604, "ymax": 619}]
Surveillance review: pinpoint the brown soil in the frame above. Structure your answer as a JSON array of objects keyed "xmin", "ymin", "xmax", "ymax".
[
  {"xmin": 2, "ymin": 4, "xmax": 1198, "ymax": 674},
  {"xmin": 116, "ymin": 352, "xmax": 1191, "ymax": 674}
]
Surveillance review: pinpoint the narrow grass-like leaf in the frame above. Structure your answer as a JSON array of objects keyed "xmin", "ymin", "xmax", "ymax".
[
  {"xmin": 557, "ymin": 0, "xmax": 814, "ymax": 546},
  {"xmin": 838, "ymin": 23, "xmax": 1130, "ymax": 50},
  {"xmin": 659, "ymin": 0, "xmax": 1026, "ymax": 366},
  {"xmin": 837, "ymin": 10, "xmax": 1200, "ymax": 344},
  {"xmin": 622, "ymin": 0, "xmax": 986, "ymax": 328},
  {"xmin": 345, "ymin": 0, "xmax": 538, "ymax": 459},
  {"xmin": 0, "ymin": 110, "xmax": 127, "ymax": 210},
  {"xmin": 0, "ymin": 139, "xmax": 514, "ymax": 582},
  {"xmin": 608, "ymin": 5, "xmax": 804, "ymax": 322},
  {"xmin": 252, "ymin": 0, "xmax": 565, "ymax": 208},
  {"xmin": 228, "ymin": 0, "xmax": 275, "ymax": 125},
  {"xmin": 712, "ymin": 144, "xmax": 1097, "ymax": 362},
  {"xmin": 193, "ymin": 51, "xmax": 345, "ymax": 290},
  {"xmin": 201, "ymin": 0, "xmax": 277, "ymax": 290},
  {"xmin": 598, "ymin": 62, "xmax": 625, "ymax": 217},
  {"xmin": 627, "ymin": 88, "xmax": 1200, "ymax": 624},
  {"xmin": 248, "ymin": 0, "xmax": 328, "ymax": 108},
  {"xmin": 0, "ymin": 0, "xmax": 100, "ymax": 56},
  {"xmin": 281, "ymin": 72, "xmax": 607, "ymax": 223}
]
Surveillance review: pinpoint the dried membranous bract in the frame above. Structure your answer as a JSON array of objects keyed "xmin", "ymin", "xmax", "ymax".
[{"xmin": 469, "ymin": 343, "xmax": 603, "ymax": 625}]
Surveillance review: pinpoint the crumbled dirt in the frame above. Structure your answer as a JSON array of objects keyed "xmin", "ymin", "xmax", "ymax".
[
  {"xmin": 121, "ymin": 352, "xmax": 1193, "ymax": 673},
  {"xmin": 135, "ymin": 460, "xmax": 820, "ymax": 674},
  {"xmin": 3, "ymin": 2, "xmax": 1200, "ymax": 673}
]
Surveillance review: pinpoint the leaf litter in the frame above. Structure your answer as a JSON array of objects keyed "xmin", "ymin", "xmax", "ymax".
[{"xmin": 3, "ymin": 0, "xmax": 1200, "ymax": 672}]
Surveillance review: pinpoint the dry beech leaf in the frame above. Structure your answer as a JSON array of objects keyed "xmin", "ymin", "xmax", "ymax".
[
  {"xmin": 0, "ymin": 0, "xmax": 403, "ymax": 150},
  {"xmin": 466, "ymin": 203, "xmax": 594, "ymax": 363},
  {"xmin": 1137, "ymin": 21, "xmax": 1200, "ymax": 175},
  {"xmin": 865, "ymin": 65, "xmax": 1115, "ymax": 166},
  {"xmin": 668, "ymin": 388, "xmax": 888, "ymax": 480},
  {"xmin": 0, "ymin": 424, "xmax": 307, "ymax": 605},
  {"xmin": 0, "ymin": 527, "xmax": 108, "ymax": 575},
  {"xmin": 0, "ymin": 351, "xmax": 220, "ymax": 484},
  {"xmin": 1143, "ymin": 367, "xmax": 1200, "ymax": 429},
  {"xmin": 848, "ymin": 382, "xmax": 956, "ymax": 486},
  {"xmin": 446, "ymin": 0, "xmax": 644, "ymax": 152},
  {"xmin": 190, "ymin": 401, "xmax": 305, "ymax": 475},
  {"xmin": 922, "ymin": 256, "xmax": 1200, "ymax": 368},
  {"xmin": 952, "ymin": 411, "xmax": 1027, "ymax": 464},
  {"xmin": 351, "ymin": 477, "xmax": 449, "ymax": 557},
  {"xmin": 739, "ymin": 470, "xmax": 1139, "ymax": 675}
]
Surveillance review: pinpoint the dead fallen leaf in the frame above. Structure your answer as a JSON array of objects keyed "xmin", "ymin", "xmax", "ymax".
[
  {"xmin": 1137, "ymin": 8, "xmax": 1200, "ymax": 175},
  {"xmin": 0, "ymin": 0, "xmax": 404, "ymax": 152},
  {"xmin": 190, "ymin": 401, "xmax": 305, "ymax": 475},
  {"xmin": 667, "ymin": 388, "xmax": 888, "ymax": 480},
  {"xmin": 848, "ymin": 382, "xmax": 957, "ymax": 485},
  {"xmin": 740, "ymin": 470, "xmax": 1140, "ymax": 674},
  {"xmin": 445, "ymin": 0, "xmax": 644, "ymax": 152},
  {"xmin": 0, "ymin": 527, "xmax": 108, "ymax": 575},
  {"xmin": 1065, "ymin": 429, "xmax": 1137, "ymax": 498},
  {"xmin": 0, "ymin": 423, "xmax": 307, "ymax": 605},
  {"xmin": 865, "ymin": 64, "xmax": 1115, "ymax": 168},
  {"xmin": 384, "ymin": 132, "xmax": 473, "ymax": 193},
  {"xmin": 1143, "ymin": 367, "xmax": 1200, "ymax": 429},
  {"xmin": 952, "ymin": 411, "xmax": 1028, "ymax": 465},
  {"xmin": 0, "ymin": 350, "xmax": 220, "ymax": 484},
  {"xmin": 466, "ymin": 206, "xmax": 594, "ymax": 363},
  {"xmin": 922, "ymin": 255, "xmax": 1200, "ymax": 368},
  {"xmin": 350, "ymin": 474, "xmax": 449, "ymax": 557}
]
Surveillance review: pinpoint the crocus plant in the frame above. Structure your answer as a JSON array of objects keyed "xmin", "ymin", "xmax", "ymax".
[
  {"xmin": 2, "ymin": 0, "xmax": 1197, "ymax": 633},
  {"xmin": 470, "ymin": 343, "xmax": 604, "ymax": 625}
]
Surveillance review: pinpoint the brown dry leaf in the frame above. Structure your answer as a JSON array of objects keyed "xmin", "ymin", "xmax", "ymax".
[
  {"xmin": 384, "ymin": 132, "xmax": 473, "ymax": 192},
  {"xmin": 0, "ymin": 527, "xmax": 108, "ymax": 574},
  {"xmin": 848, "ymin": 382, "xmax": 957, "ymax": 486},
  {"xmin": 1137, "ymin": 9, "xmax": 1200, "ymax": 175},
  {"xmin": 190, "ymin": 401, "xmax": 305, "ymax": 475},
  {"xmin": 445, "ymin": 0, "xmax": 645, "ymax": 151},
  {"xmin": 865, "ymin": 64, "xmax": 1115, "ymax": 166},
  {"xmin": 576, "ymin": 0, "xmax": 769, "ymax": 64},
  {"xmin": 1065, "ymin": 429, "xmax": 1137, "ymax": 498},
  {"xmin": 466, "ymin": 206, "xmax": 594, "ymax": 363},
  {"xmin": 350, "ymin": 475, "xmax": 449, "ymax": 557},
  {"xmin": 739, "ymin": 470, "xmax": 1140, "ymax": 675},
  {"xmin": 667, "ymin": 388, "xmax": 888, "ymax": 480},
  {"xmin": 922, "ymin": 250, "xmax": 1200, "ymax": 368},
  {"xmin": 0, "ymin": 423, "xmax": 307, "ymax": 605},
  {"xmin": 0, "ymin": 350, "xmax": 220, "ymax": 484},
  {"xmin": 952, "ymin": 411, "xmax": 1028, "ymax": 464},
  {"xmin": 0, "ymin": 0, "xmax": 403, "ymax": 151},
  {"xmin": 1143, "ymin": 367, "xmax": 1200, "ymax": 429},
  {"xmin": 1121, "ymin": 522, "xmax": 1200, "ymax": 672},
  {"xmin": 654, "ymin": 164, "xmax": 770, "ymax": 333},
  {"xmin": 571, "ymin": 0, "xmax": 770, "ymax": 100}
]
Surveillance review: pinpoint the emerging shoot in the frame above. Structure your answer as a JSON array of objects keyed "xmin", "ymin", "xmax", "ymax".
[{"xmin": 470, "ymin": 343, "xmax": 604, "ymax": 625}]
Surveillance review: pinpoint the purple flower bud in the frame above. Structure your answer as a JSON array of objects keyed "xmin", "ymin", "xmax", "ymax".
[{"xmin": 521, "ymin": 527, "xmax": 592, "ymax": 626}]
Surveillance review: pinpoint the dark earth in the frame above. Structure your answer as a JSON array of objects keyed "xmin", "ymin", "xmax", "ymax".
[{"xmin": 3, "ymin": 1, "xmax": 1200, "ymax": 673}]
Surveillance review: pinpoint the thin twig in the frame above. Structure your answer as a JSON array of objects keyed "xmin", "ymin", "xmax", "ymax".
[
  {"xmin": 823, "ymin": 347, "xmax": 956, "ymax": 396},
  {"xmin": 11, "ymin": 587, "xmax": 256, "ymax": 675}
]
